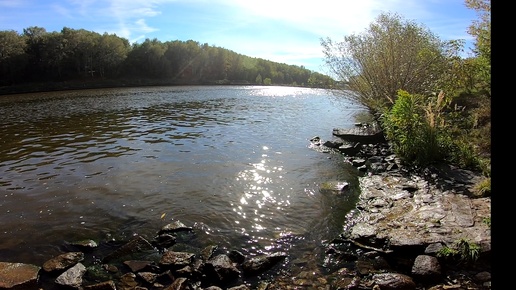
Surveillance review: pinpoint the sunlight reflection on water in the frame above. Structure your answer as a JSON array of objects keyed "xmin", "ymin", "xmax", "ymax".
[{"xmin": 0, "ymin": 85, "xmax": 366, "ymax": 264}]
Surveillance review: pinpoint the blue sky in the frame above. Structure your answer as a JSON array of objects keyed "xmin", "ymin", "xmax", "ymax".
[{"xmin": 0, "ymin": 0, "xmax": 478, "ymax": 74}]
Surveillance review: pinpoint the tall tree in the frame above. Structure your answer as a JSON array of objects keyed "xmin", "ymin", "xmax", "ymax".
[
  {"xmin": 0, "ymin": 30, "xmax": 27, "ymax": 84},
  {"xmin": 321, "ymin": 12, "xmax": 458, "ymax": 112}
]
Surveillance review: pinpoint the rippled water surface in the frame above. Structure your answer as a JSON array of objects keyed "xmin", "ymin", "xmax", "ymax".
[{"xmin": 0, "ymin": 85, "xmax": 365, "ymax": 264}]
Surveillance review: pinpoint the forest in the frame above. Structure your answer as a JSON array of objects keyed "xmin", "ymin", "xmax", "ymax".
[{"xmin": 0, "ymin": 26, "xmax": 335, "ymax": 92}]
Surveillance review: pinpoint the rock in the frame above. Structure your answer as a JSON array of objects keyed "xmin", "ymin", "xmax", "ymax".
[
  {"xmin": 411, "ymin": 255, "xmax": 442, "ymax": 282},
  {"xmin": 0, "ymin": 262, "xmax": 40, "ymax": 289},
  {"xmin": 242, "ymin": 252, "xmax": 287, "ymax": 275},
  {"xmin": 204, "ymin": 254, "xmax": 241, "ymax": 284},
  {"xmin": 159, "ymin": 251, "xmax": 195, "ymax": 269},
  {"xmin": 137, "ymin": 271, "xmax": 158, "ymax": 284},
  {"xmin": 123, "ymin": 260, "xmax": 155, "ymax": 273},
  {"xmin": 159, "ymin": 220, "xmax": 193, "ymax": 234},
  {"xmin": 83, "ymin": 280, "xmax": 117, "ymax": 290},
  {"xmin": 42, "ymin": 251, "xmax": 84, "ymax": 273},
  {"xmin": 68, "ymin": 239, "xmax": 98, "ymax": 250},
  {"xmin": 228, "ymin": 285, "xmax": 250, "ymax": 290},
  {"xmin": 332, "ymin": 126, "xmax": 385, "ymax": 144},
  {"xmin": 153, "ymin": 233, "xmax": 177, "ymax": 249},
  {"xmin": 55, "ymin": 262, "xmax": 87, "ymax": 289},
  {"xmin": 320, "ymin": 181, "xmax": 350, "ymax": 195},
  {"xmin": 118, "ymin": 272, "xmax": 138, "ymax": 289},
  {"xmin": 474, "ymin": 271, "xmax": 491, "ymax": 283},
  {"xmin": 371, "ymin": 272, "xmax": 416, "ymax": 290},
  {"xmin": 227, "ymin": 250, "xmax": 245, "ymax": 264},
  {"xmin": 200, "ymin": 245, "xmax": 218, "ymax": 261},
  {"xmin": 102, "ymin": 235, "xmax": 155, "ymax": 263},
  {"xmin": 344, "ymin": 173, "xmax": 491, "ymax": 253},
  {"xmin": 164, "ymin": 277, "xmax": 189, "ymax": 289}
]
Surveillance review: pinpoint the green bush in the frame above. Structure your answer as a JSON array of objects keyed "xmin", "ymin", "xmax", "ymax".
[{"xmin": 382, "ymin": 90, "xmax": 449, "ymax": 166}]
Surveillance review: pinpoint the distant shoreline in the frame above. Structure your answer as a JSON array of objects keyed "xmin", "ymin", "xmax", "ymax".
[{"xmin": 0, "ymin": 78, "xmax": 324, "ymax": 96}]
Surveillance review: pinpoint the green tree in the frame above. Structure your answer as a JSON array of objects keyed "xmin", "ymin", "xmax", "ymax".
[
  {"xmin": 465, "ymin": 0, "xmax": 490, "ymax": 96},
  {"xmin": 255, "ymin": 73, "xmax": 262, "ymax": 84},
  {"xmin": 0, "ymin": 30, "xmax": 27, "ymax": 84},
  {"xmin": 321, "ymin": 12, "xmax": 458, "ymax": 113}
]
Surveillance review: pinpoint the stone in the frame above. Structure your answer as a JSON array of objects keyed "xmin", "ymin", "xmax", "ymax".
[
  {"xmin": 411, "ymin": 255, "xmax": 442, "ymax": 282},
  {"xmin": 0, "ymin": 262, "xmax": 40, "ymax": 289},
  {"xmin": 55, "ymin": 262, "xmax": 87, "ymax": 288},
  {"xmin": 42, "ymin": 251, "xmax": 84, "ymax": 272}
]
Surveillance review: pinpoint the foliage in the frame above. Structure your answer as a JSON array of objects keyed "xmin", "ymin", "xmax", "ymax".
[
  {"xmin": 0, "ymin": 26, "xmax": 335, "ymax": 89},
  {"xmin": 321, "ymin": 12, "xmax": 459, "ymax": 113},
  {"xmin": 382, "ymin": 90, "xmax": 453, "ymax": 166},
  {"xmin": 466, "ymin": 0, "xmax": 491, "ymax": 61},
  {"xmin": 321, "ymin": 2, "xmax": 491, "ymax": 172},
  {"xmin": 482, "ymin": 217, "xmax": 491, "ymax": 228},
  {"xmin": 473, "ymin": 177, "xmax": 491, "ymax": 197},
  {"xmin": 437, "ymin": 239, "xmax": 481, "ymax": 264}
]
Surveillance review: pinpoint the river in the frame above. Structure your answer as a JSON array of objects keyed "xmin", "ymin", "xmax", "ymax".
[{"xmin": 0, "ymin": 85, "xmax": 366, "ymax": 266}]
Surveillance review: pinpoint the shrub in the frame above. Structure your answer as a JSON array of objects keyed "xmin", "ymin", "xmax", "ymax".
[{"xmin": 382, "ymin": 90, "xmax": 450, "ymax": 166}]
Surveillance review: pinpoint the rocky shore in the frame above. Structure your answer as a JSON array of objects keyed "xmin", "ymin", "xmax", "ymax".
[{"xmin": 0, "ymin": 124, "xmax": 491, "ymax": 290}]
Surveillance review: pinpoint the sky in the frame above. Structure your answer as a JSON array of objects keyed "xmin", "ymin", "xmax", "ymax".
[{"xmin": 0, "ymin": 0, "xmax": 479, "ymax": 75}]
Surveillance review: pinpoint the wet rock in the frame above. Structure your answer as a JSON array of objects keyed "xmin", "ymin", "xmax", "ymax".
[
  {"xmin": 228, "ymin": 285, "xmax": 250, "ymax": 290},
  {"xmin": 320, "ymin": 181, "xmax": 350, "ymax": 195},
  {"xmin": 322, "ymin": 139, "xmax": 344, "ymax": 149},
  {"xmin": 371, "ymin": 272, "xmax": 416, "ymax": 290},
  {"xmin": 68, "ymin": 239, "xmax": 98, "ymax": 250},
  {"xmin": 332, "ymin": 126, "xmax": 385, "ymax": 143},
  {"xmin": 204, "ymin": 254, "xmax": 241, "ymax": 284},
  {"xmin": 200, "ymin": 245, "xmax": 218, "ymax": 261},
  {"xmin": 42, "ymin": 251, "xmax": 84, "ymax": 273},
  {"xmin": 123, "ymin": 260, "xmax": 156, "ymax": 273},
  {"xmin": 0, "ymin": 262, "xmax": 40, "ymax": 289},
  {"xmin": 153, "ymin": 233, "xmax": 177, "ymax": 249},
  {"xmin": 55, "ymin": 262, "xmax": 87, "ymax": 289},
  {"xmin": 83, "ymin": 280, "xmax": 117, "ymax": 290},
  {"xmin": 165, "ymin": 277, "xmax": 189, "ymax": 289},
  {"xmin": 102, "ymin": 235, "xmax": 155, "ymax": 263},
  {"xmin": 159, "ymin": 251, "xmax": 195, "ymax": 269},
  {"xmin": 137, "ymin": 271, "xmax": 158, "ymax": 284},
  {"xmin": 159, "ymin": 220, "xmax": 193, "ymax": 234},
  {"xmin": 227, "ymin": 250, "xmax": 246, "ymax": 264},
  {"xmin": 242, "ymin": 252, "xmax": 287, "ymax": 275},
  {"xmin": 118, "ymin": 272, "xmax": 138, "ymax": 290}
]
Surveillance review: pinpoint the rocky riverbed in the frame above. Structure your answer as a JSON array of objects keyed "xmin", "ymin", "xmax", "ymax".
[{"xmin": 0, "ymin": 124, "xmax": 491, "ymax": 290}]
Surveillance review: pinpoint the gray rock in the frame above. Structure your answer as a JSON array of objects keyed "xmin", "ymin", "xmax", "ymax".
[
  {"xmin": 345, "ymin": 173, "xmax": 491, "ymax": 253},
  {"xmin": 411, "ymin": 255, "xmax": 442, "ymax": 282},
  {"xmin": 332, "ymin": 126, "xmax": 385, "ymax": 143},
  {"xmin": 55, "ymin": 262, "xmax": 86, "ymax": 288}
]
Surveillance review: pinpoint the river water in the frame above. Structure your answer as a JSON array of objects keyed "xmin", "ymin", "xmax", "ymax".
[{"xmin": 0, "ymin": 85, "xmax": 365, "ymax": 266}]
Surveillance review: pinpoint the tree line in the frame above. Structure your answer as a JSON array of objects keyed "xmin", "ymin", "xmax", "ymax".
[{"xmin": 0, "ymin": 26, "xmax": 334, "ymax": 88}]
